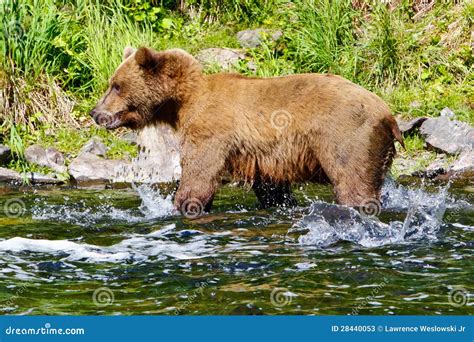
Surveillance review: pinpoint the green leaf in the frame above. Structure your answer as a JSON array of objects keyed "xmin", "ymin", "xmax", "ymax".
[{"xmin": 161, "ymin": 18, "xmax": 173, "ymax": 29}]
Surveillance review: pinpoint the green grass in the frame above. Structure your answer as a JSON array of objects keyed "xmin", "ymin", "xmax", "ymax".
[{"xmin": 0, "ymin": 0, "xmax": 472, "ymax": 179}]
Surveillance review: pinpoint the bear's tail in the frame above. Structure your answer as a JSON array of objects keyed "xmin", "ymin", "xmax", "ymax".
[{"xmin": 387, "ymin": 115, "xmax": 405, "ymax": 149}]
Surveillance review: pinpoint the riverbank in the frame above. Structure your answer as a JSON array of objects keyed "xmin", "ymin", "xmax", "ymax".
[{"xmin": 0, "ymin": 1, "xmax": 472, "ymax": 184}]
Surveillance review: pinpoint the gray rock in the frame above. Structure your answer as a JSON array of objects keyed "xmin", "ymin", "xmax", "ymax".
[
  {"xmin": 396, "ymin": 117, "xmax": 427, "ymax": 134},
  {"xmin": 80, "ymin": 138, "xmax": 108, "ymax": 157},
  {"xmin": 0, "ymin": 167, "xmax": 62, "ymax": 184},
  {"xmin": 0, "ymin": 144, "xmax": 11, "ymax": 165},
  {"xmin": 449, "ymin": 150, "xmax": 474, "ymax": 173},
  {"xmin": 25, "ymin": 144, "xmax": 66, "ymax": 173},
  {"xmin": 0, "ymin": 167, "xmax": 21, "ymax": 182},
  {"xmin": 196, "ymin": 48, "xmax": 245, "ymax": 70},
  {"xmin": 237, "ymin": 29, "xmax": 283, "ymax": 48},
  {"xmin": 419, "ymin": 117, "xmax": 474, "ymax": 154},
  {"xmin": 440, "ymin": 107, "xmax": 455, "ymax": 118},
  {"xmin": 119, "ymin": 131, "xmax": 138, "ymax": 145},
  {"xmin": 412, "ymin": 156, "xmax": 448, "ymax": 178},
  {"xmin": 112, "ymin": 123, "xmax": 181, "ymax": 184},
  {"xmin": 27, "ymin": 172, "xmax": 63, "ymax": 185},
  {"xmin": 246, "ymin": 60, "xmax": 258, "ymax": 73},
  {"xmin": 69, "ymin": 152, "xmax": 129, "ymax": 183}
]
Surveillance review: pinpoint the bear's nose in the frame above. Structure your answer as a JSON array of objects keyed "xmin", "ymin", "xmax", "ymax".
[{"xmin": 90, "ymin": 109, "xmax": 97, "ymax": 118}]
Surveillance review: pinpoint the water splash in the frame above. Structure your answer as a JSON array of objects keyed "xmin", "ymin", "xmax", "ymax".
[
  {"xmin": 31, "ymin": 185, "xmax": 176, "ymax": 226},
  {"xmin": 293, "ymin": 180, "xmax": 451, "ymax": 248},
  {"xmin": 132, "ymin": 184, "xmax": 176, "ymax": 218}
]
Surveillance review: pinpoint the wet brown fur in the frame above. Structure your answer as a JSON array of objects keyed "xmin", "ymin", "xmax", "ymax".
[{"xmin": 91, "ymin": 47, "xmax": 404, "ymax": 212}]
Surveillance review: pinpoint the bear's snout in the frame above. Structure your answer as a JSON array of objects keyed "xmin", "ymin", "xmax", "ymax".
[{"xmin": 90, "ymin": 109, "xmax": 112, "ymax": 127}]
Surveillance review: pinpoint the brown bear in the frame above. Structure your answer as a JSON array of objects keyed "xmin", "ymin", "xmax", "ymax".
[{"xmin": 90, "ymin": 46, "xmax": 404, "ymax": 216}]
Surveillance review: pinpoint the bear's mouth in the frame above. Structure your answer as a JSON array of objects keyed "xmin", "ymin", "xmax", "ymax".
[
  {"xmin": 105, "ymin": 114, "xmax": 124, "ymax": 130},
  {"xmin": 93, "ymin": 111, "xmax": 125, "ymax": 130}
]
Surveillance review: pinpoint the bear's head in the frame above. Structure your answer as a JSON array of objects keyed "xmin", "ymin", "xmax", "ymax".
[{"xmin": 90, "ymin": 46, "xmax": 201, "ymax": 130}]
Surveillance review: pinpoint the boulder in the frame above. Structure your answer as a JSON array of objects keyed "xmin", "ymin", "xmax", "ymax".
[
  {"xmin": 69, "ymin": 152, "xmax": 129, "ymax": 183},
  {"xmin": 24, "ymin": 144, "xmax": 66, "ymax": 173},
  {"xmin": 237, "ymin": 28, "xmax": 283, "ymax": 48},
  {"xmin": 0, "ymin": 144, "xmax": 11, "ymax": 165},
  {"xmin": 112, "ymin": 123, "xmax": 181, "ymax": 184},
  {"xmin": 0, "ymin": 167, "xmax": 21, "ymax": 182},
  {"xmin": 419, "ymin": 117, "xmax": 474, "ymax": 154},
  {"xmin": 196, "ymin": 48, "xmax": 245, "ymax": 70},
  {"xmin": 396, "ymin": 117, "xmax": 427, "ymax": 134},
  {"xmin": 79, "ymin": 138, "xmax": 108, "ymax": 157},
  {"xmin": 449, "ymin": 150, "xmax": 474, "ymax": 174}
]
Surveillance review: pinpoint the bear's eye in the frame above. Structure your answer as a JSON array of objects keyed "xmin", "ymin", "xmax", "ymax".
[{"xmin": 112, "ymin": 83, "xmax": 121, "ymax": 92}]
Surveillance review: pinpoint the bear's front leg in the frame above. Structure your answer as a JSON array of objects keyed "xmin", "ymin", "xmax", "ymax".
[{"xmin": 174, "ymin": 142, "xmax": 227, "ymax": 218}]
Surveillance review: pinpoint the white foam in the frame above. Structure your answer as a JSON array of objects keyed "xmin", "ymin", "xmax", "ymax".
[{"xmin": 0, "ymin": 224, "xmax": 216, "ymax": 263}]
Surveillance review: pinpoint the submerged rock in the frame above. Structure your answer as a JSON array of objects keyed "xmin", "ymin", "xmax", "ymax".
[
  {"xmin": 25, "ymin": 144, "xmax": 66, "ymax": 173},
  {"xmin": 0, "ymin": 144, "xmax": 11, "ymax": 165},
  {"xmin": 237, "ymin": 28, "xmax": 283, "ymax": 48},
  {"xmin": 196, "ymin": 48, "xmax": 245, "ymax": 70},
  {"xmin": 419, "ymin": 117, "xmax": 474, "ymax": 154},
  {"xmin": 69, "ymin": 152, "xmax": 129, "ymax": 183}
]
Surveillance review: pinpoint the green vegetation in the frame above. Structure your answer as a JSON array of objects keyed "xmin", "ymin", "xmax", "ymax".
[{"xmin": 0, "ymin": 0, "xmax": 472, "ymax": 176}]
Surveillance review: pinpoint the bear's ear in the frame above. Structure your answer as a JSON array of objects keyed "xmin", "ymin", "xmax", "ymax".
[
  {"xmin": 123, "ymin": 46, "xmax": 136, "ymax": 60},
  {"xmin": 135, "ymin": 47, "xmax": 160, "ymax": 71}
]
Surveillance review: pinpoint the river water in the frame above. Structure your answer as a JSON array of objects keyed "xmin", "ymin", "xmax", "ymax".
[{"xmin": 0, "ymin": 178, "xmax": 472, "ymax": 315}]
